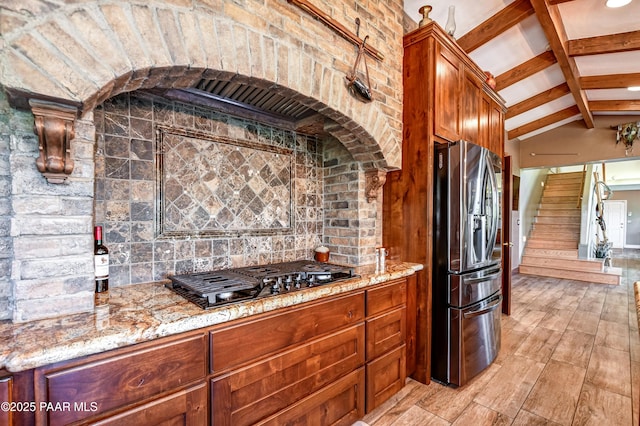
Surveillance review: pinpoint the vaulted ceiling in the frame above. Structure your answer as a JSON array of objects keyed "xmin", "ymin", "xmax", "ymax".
[{"xmin": 404, "ymin": 0, "xmax": 640, "ymax": 141}]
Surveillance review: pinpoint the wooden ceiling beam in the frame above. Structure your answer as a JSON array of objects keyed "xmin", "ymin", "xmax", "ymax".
[
  {"xmin": 589, "ymin": 100, "xmax": 640, "ymax": 111},
  {"xmin": 580, "ymin": 73, "xmax": 640, "ymax": 89},
  {"xmin": 547, "ymin": 0, "xmax": 575, "ymax": 4},
  {"xmin": 457, "ymin": 0, "xmax": 535, "ymax": 53},
  {"xmin": 529, "ymin": 0, "xmax": 594, "ymax": 128},
  {"xmin": 507, "ymin": 105, "xmax": 580, "ymax": 139},
  {"xmin": 495, "ymin": 50, "xmax": 556, "ymax": 91},
  {"xmin": 505, "ymin": 83, "xmax": 570, "ymax": 119},
  {"xmin": 568, "ymin": 31, "xmax": 640, "ymax": 56}
]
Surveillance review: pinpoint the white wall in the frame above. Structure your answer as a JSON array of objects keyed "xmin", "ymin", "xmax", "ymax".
[{"xmin": 517, "ymin": 168, "xmax": 550, "ymax": 261}]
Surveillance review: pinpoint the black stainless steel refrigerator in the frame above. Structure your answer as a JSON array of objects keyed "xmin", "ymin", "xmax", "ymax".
[{"xmin": 432, "ymin": 140, "xmax": 502, "ymax": 387}]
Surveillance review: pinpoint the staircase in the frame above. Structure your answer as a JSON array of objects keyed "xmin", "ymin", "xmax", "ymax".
[{"xmin": 519, "ymin": 171, "xmax": 622, "ymax": 285}]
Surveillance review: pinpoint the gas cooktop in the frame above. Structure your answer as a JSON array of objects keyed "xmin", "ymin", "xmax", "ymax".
[{"xmin": 167, "ymin": 260, "xmax": 357, "ymax": 309}]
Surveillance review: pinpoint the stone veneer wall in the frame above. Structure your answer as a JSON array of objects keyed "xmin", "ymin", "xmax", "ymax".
[
  {"xmin": 0, "ymin": 92, "xmax": 97, "ymax": 322},
  {"xmin": 323, "ymin": 138, "xmax": 377, "ymax": 266},
  {"xmin": 0, "ymin": 93, "xmax": 14, "ymax": 320},
  {"xmin": 94, "ymin": 92, "xmax": 327, "ymax": 286},
  {"xmin": 0, "ymin": 0, "xmax": 404, "ymax": 322}
]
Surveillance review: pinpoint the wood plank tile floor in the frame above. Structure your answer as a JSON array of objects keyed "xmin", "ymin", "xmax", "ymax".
[{"xmin": 361, "ymin": 249, "xmax": 640, "ymax": 426}]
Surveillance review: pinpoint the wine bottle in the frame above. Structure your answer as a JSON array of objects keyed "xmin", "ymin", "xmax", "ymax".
[{"xmin": 94, "ymin": 226, "xmax": 109, "ymax": 295}]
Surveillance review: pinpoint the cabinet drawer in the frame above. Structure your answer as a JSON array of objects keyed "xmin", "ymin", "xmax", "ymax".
[
  {"xmin": 366, "ymin": 307, "xmax": 406, "ymax": 361},
  {"xmin": 366, "ymin": 344, "xmax": 406, "ymax": 413},
  {"xmin": 35, "ymin": 333, "xmax": 207, "ymax": 425},
  {"xmin": 366, "ymin": 278, "xmax": 406, "ymax": 317},
  {"xmin": 257, "ymin": 367, "xmax": 365, "ymax": 426},
  {"xmin": 212, "ymin": 292, "xmax": 365, "ymax": 373},
  {"xmin": 91, "ymin": 382, "xmax": 207, "ymax": 426},
  {"xmin": 212, "ymin": 324, "xmax": 365, "ymax": 426}
]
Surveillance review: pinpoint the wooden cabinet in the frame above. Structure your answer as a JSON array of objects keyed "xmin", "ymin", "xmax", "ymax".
[
  {"xmin": 211, "ymin": 292, "xmax": 365, "ymax": 426},
  {"xmin": 0, "ymin": 372, "xmax": 13, "ymax": 426},
  {"xmin": 365, "ymin": 279, "xmax": 407, "ymax": 412},
  {"xmin": 5, "ymin": 276, "xmax": 412, "ymax": 425},
  {"xmin": 33, "ymin": 333, "xmax": 207, "ymax": 425},
  {"xmin": 257, "ymin": 369, "xmax": 365, "ymax": 426},
  {"xmin": 89, "ymin": 383, "xmax": 207, "ymax": 426},
  {"xmin": 383, "ymin": 21, "xmax": 505, "ymax": 385},
  {"xmin": 366, "ymin": 345, "xmax": 406, "ymax": 411},
  {"xmin": 480, "ymin": 93, "xmax": 505, "ymax": 158},
  {"xmin": 430, "ymin": 24, "xmax": 505, "ymax": 153},
  {"xmin": 462, "ymin": 68, "xmax": 482, "ymax": 143},
  {"xmin": 434, "ymin": 43, "xmax": 485, "ymax": 145},
  {"xmin": 210, "ymin": 279, "xmax": 408, "ymax": 423},
  {"xmin": 212, "ymin": 325, "xmax": 365, "ymax": 426},
  {"xmin": 210, "ymin": 292, "xmax": 365, "ymax": 374},
  {"xmin": 434, "ymin": 42, "xmax": 462, "ymax": 142}
]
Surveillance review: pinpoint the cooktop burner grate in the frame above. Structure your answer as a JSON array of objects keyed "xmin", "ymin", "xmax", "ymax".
[{"xmin": 168, "ymin": 260, "xmax": 357, "ymax": 309}]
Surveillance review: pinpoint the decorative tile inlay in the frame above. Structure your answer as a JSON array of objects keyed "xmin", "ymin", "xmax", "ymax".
[
  {"xmin": 157, "ymin": 126, "xmax": 294, "ymax": 237},
  {"xmin": 95, "ymin": 93, "xmax": 327, "ymax": 286}
]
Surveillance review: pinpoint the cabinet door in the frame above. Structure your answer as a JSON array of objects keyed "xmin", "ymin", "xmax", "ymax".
[
  {"xmin": 434, "ymin": 43, "xmax": 462, "ymax": 142},
  {"xmin": 91, "ymin": 383, "xmax": 207, "ymax": 426},
  {"xmin": 462, "ymin": 68, "xmax": 482, "ymax": 143},
  {"xmin": 366, "ymin": 307, "xmax": 406, "ymax": 361},
  {"xmin": 35, "ymin": 333, "xmax": 207, "ymax": 425},
  {"xmin": 479, "ymin": 94, "xmax": 491, "ymax": 150},
  {"xmin": 489, "ymin": 100, "xmax": 504, "ymax": 158},
  {"xmin": 366, "ymin": 345, "xmax": 406, "ymax": 413},
  {"xmin": 480, "ymin": 93, "xmax": 504, "ymax": 157},
  {"xmin": 211, "ymin": 325, "xmax": 365, "ymax": 426},
  {"xmin": 0, "ymin": 374, "xmax": 12, "ymax": 426},
  {"xmin": 256, "ymin": 368, "xmax": 365, "ymax": 426}
]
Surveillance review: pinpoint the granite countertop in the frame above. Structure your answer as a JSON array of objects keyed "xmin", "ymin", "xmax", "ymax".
[{"xmin": 0, "ymin": 261, "xmax": 422, "ymax": 373}]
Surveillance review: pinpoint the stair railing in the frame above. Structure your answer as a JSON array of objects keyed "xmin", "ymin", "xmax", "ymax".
[
  {"xmin": 578, "ymin": 164, "xmax": 596, "ymax": 259},
  {"xmin": 577, "ymin": 165, "xmax": 586, "ymax": 209},
  {"xmin": 593, "ymin": 171, "xmax": 614, "ymax": 262}
]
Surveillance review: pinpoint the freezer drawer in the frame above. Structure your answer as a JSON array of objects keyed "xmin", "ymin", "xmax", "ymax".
[
  {"xmin": 449, "ymin": 266, "xmax": 501, "ymax": 308},
  {"xmin": 448, "ymin": 292, "xmax": 502, "ymax": 387}
]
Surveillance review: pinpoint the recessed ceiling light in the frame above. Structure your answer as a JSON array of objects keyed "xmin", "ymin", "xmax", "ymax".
[
  {"xmin": 606, "ymin": 0, "xmax": 632, "ymax": 7},
  {"xmin": 628, "ymin": 86, "xmax": 640, "ymax": 91}
]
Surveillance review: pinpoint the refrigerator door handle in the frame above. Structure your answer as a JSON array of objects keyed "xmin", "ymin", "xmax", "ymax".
[
  {"xmin": 464, "ymin": 271, "xmax": 501, "ymax": 284},
  {"xmin": 463, "ymin": 295, "xmax": 502, "ymax": 319}
]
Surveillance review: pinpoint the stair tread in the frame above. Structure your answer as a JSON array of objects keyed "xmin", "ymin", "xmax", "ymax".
[
  {"xmin": 536, "ymin": 212, "xmax": 581, "ymax": 217},
  {"xmin": 524, "ymin": 249, "xmax": 578, "ymax": 259},
  {"xmin": 533, "ymin": 224, "xmax": 580, "ymax": 229},
  {"xmin": 547, "ymin": 172, "xmax": 584, "ymax": 178},
  {"xmin": 519, "ymin": 265, "xmax": 621, "ymax": 285},
  {"xmin": 521, "ymin": 255, "xmax": 605, "ymax": 272},
  {"xmin": 523, "ymin": 171, "xmax": 592, "ymax": 278}
]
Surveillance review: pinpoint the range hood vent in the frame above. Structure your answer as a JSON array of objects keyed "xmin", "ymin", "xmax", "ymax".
[{"xmin": 194, "ymin": 79, "xmax": 315, "ymax": 121}]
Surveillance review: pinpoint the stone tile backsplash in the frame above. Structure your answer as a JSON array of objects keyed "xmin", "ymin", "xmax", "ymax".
[{"xmin": 94, "ymin": 92, "xmax": 325, "ymax": 286}]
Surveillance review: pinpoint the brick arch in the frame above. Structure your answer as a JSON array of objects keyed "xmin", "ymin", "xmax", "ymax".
[{"xmin": 0, "ymin": 1, "xmax": 400, "ymax": 170}]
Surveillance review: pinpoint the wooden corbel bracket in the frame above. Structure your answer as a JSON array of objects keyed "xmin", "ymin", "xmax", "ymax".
[
  {"xmin": 29, "ymin": 99, "xmax": 78, "ymax": 184},
  {"xmin": 365, "ymin": 169, "xmax": 387, "ymax": 202}
]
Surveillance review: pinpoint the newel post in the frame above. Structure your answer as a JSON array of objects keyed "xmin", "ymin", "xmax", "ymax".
[{"xmin": 29, "ymin": 99, "xmax": 78, "ymax": 184}]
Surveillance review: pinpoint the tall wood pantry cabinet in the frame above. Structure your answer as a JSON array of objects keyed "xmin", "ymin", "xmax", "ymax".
[{"xmin": 383, "ymin": 21, "xmax": 506, "ymax": 384}]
